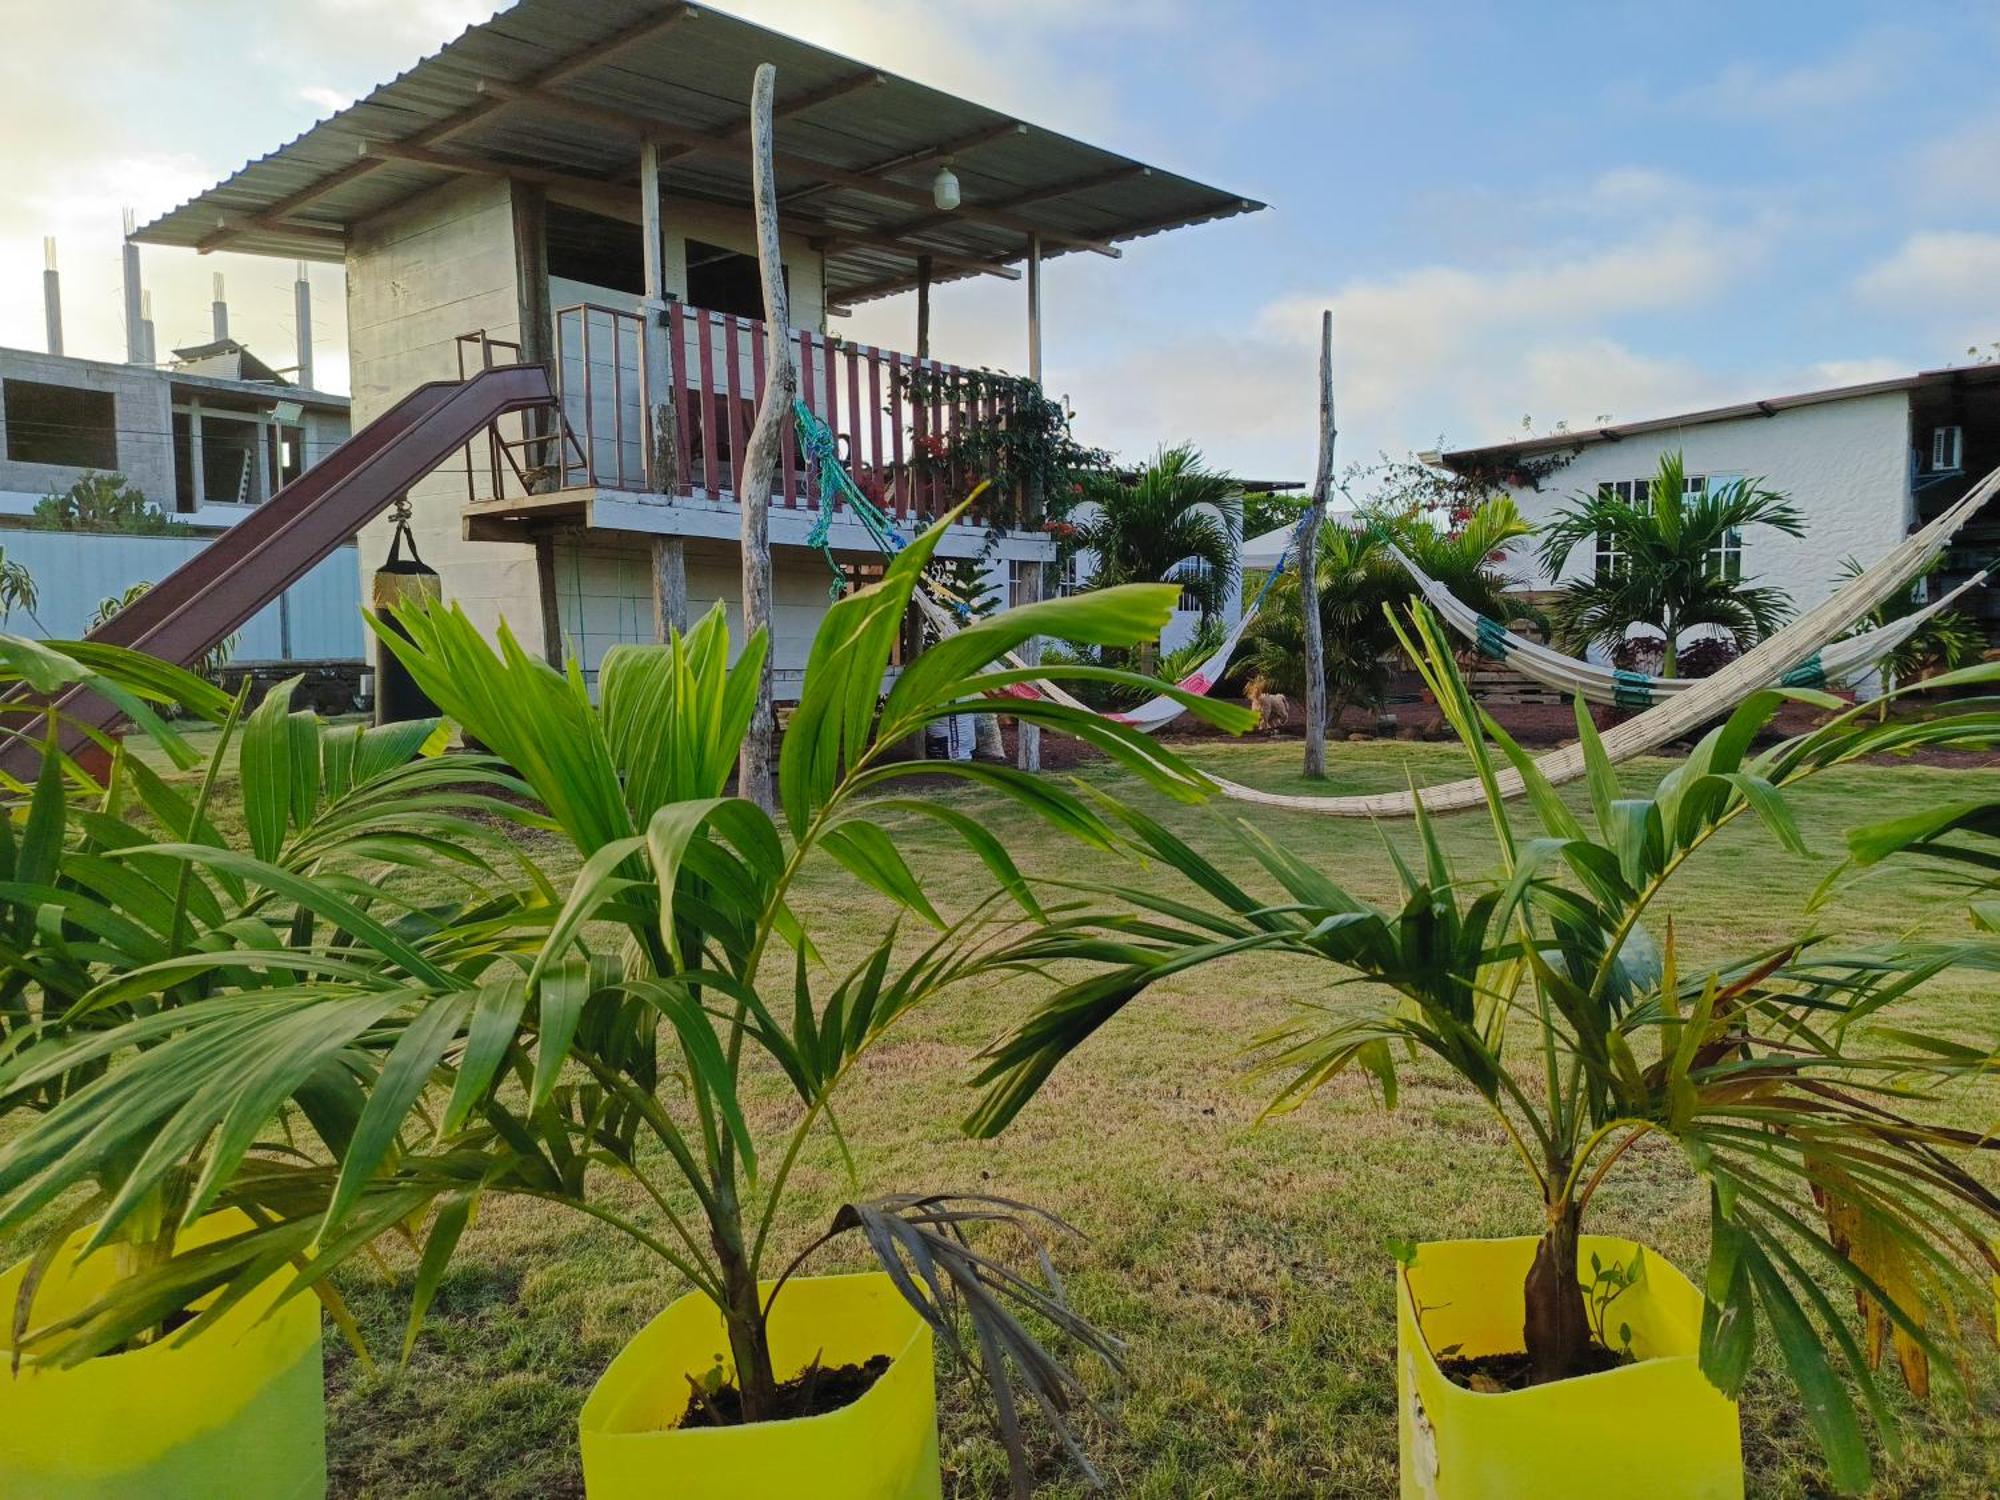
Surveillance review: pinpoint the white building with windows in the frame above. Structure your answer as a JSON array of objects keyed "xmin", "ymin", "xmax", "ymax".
[{"xmin": 1436, "ymin": 364, "xmax": 2000, "ymax": 656}]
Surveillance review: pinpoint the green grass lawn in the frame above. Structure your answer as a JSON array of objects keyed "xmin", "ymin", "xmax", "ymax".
[{"xmin": 67, "ymin": 731, "xmax": 2000, "ymax": 1496}]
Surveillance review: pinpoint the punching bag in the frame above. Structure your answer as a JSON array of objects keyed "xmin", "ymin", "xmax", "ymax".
[{"xmin": 373, "ymin": 502, "xmax": 441, "ymax": 725}]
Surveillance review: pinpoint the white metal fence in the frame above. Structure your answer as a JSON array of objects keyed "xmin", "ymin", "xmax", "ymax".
[{"xmin": 0, "ymin": 530, "xmax": 364, "ymax": 662}]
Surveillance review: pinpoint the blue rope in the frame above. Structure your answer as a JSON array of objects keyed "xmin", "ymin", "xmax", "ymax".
[{"xmin": 1243, "ymin": 506, "xmax": 1317, "ymax": 616}]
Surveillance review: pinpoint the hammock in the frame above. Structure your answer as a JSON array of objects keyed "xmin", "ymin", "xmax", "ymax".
[
  {"xmin": 1386, "ymin": 541, "xmax": 1991, "ymax": 708},
  {"xmin": 795, "ymin": 400, "xmax": 1300, "ymax": 733},
  {"xmin": 1207, "ymin": 464, "xmax": 2000, "ymax": 817}
]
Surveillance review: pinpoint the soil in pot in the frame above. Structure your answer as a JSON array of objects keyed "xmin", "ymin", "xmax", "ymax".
[
  {"xmin": 677, "ymin": 1352, "xmax": 891, "ymax": 1427},
  {"xmin": 1436, "ymin": 1340, "xmax": 1632, "ymax": 1393}
]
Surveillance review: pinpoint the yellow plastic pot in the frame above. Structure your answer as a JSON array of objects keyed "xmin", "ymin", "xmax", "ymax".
[
  {"xmin": 579, "ymin": 1272, "xmax": 940, "ymax": 1499},
  {"xmin": 0, "ymin": 1210, "xmax": 325, "ymax": 1498},
  {"xmin": 1397, "ymin": 1236, "xmax": 1741, "ymax": 1500}
]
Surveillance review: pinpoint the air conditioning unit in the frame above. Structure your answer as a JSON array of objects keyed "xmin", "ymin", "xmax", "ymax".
[{"xmin": 1932, "ymin": 425, "xmax": 1963, "ymax": 472}]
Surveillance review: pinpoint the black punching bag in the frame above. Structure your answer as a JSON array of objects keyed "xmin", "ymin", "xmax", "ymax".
[{"xmin": 373, "ymin": 503, "xmax": 441, "ymax": 725}]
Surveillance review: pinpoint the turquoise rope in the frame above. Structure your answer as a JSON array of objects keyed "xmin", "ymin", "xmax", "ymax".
[{"xmin": 793, "ymin": 399, "xmax": 909, "ymax": 598}]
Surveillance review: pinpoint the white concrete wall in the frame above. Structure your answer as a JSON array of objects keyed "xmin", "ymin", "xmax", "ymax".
[
  {"xmin": 1496, "ymin": 392, "xmax": 1914, "ymax": 653},
  {"xmin": 346, "ymin": 176, "xmax": 542, "ymax": 647},
  {"xmin": 0, "ymin": 531, "xmax": 362, "ymax": 660}
]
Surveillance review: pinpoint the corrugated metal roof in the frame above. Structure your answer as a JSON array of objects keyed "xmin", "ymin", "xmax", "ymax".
[
  {"xmin": 1438, "ymin": 364, "xmax": 2000, "ymax": 468},
  {"xmin": 135, "ymin": 0, "xmax": 1265, "ymax": 305}
]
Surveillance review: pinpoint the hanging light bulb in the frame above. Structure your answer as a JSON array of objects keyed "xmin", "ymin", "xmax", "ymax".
[{"xmin": 931, "ymin": 161, "xmax": 961, "ymax": 212}]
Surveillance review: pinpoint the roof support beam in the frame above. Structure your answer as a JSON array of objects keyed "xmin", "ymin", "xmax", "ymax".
[
  {"xmin": 655, "ymin": 68, "xmax": 887, "ymax": 163},
  {"xmin": 821, "ymin": 163, "xmax": 1148, "ymax": 257},
  {"xmin": 194, "ymin": 4, "xmax": 694, "ymax": 251},
  {"xmin": 476, "ymin": 79, "xmax": 1121, "ymax": 257},
  {"xmin": 778, "ymin": 119, "xmax": 1027, "ymax": 209}
]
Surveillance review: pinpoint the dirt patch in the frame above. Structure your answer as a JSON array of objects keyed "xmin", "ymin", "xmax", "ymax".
[
  {"xmin": 678, "ymin": 1352, "xmax": 891, "ymax": 1427},
  {"xmin": 1436, "ymin": 1342, "xmax": 1631, "ymax": 1393}
]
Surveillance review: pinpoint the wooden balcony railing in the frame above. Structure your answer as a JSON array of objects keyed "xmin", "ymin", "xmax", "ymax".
[{"xmin": 551, "ymin": 301, "xmax": 1023, "ymax": 522}]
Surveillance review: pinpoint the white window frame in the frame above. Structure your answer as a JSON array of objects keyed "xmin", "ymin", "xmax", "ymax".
[{"xmin": 1932, "ymin": 425, "xmax": 1963, "ymax": 473}]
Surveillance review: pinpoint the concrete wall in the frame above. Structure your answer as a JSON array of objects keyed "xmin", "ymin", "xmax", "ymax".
[
  {"xmin": 548, "ymin": 536, "xmax": 852, "ymax": 698},
  {"xmin": 0, "ymin": 348, "xmax": 174, "ymax": 509},
  {"xmin": 346, "ymin": 175, "xmax": 542, "ymax": 646},
  {"xmin": 0, "ymin": 530, "xmax": 362, "ymax": 661},
  {"xmin": 1495, "ymin": 391, "xmax": 1914, "ymax": 655}
]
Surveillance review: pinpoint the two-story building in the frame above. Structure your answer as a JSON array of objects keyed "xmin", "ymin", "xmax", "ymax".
[
  {"xmin": 1437, "ymin": 363, "xmax": 2000, "ymax": 654},
  {"xmin": 131, "ymin": 0, "xmax": 1264, "ymax": 695}
]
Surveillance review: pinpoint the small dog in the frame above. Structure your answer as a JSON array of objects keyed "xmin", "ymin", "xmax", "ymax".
[{"xmin": 1245, "ymin": 677, "xmax": 1292, "ymax": 732}]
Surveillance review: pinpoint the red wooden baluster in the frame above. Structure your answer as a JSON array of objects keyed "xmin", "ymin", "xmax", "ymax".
[
  {"xmin": 724, "ymin": 314, "xmax": 744, "ymax": 497},
  {"xmin": 667, "ymin": 302, "xmax": 692, "ymax": 495},
  {"xmin": 888, "ymin": 352, "xmax": 907, "ymax": 520},
  {"xmin": 694, "ymin": 308, "xmax": 718, "ymax": 499}
]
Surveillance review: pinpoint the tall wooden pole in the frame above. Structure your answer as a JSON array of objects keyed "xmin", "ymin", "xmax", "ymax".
[
  {"xmin": 737, "ymin": 63, "xmax": 794, "ymax": 812},
  {"xmin": 1301, "ymin": 309, "xmax": 1334, "ymax": 780},
  {"xmin": 640, "ymin": 137, "xmax": 689, "ymax": 639},
  {"xmin": 915, "ymin": 255, "xmax": 932, "ymax": 359},
  {"xmin": 1015, "ymin": 232, "xmax": 1048, "ymax": 773}
]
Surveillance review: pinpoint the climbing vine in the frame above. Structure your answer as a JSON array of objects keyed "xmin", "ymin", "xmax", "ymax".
[{"xmin": 894, "ymin": 366, "xmax": 1108, "ymax": 538}]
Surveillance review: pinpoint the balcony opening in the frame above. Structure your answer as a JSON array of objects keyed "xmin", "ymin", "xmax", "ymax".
[
  {"xmin": 547, "ymin": 204, "xmax": 643, "ymax": 299},
  {"xmin": 687, "ymin": 240, "xmax": 778, "ymax": 322},
  {"xmin": 3, "ymin": 378, "xmax": 117, "ymax": 469}
]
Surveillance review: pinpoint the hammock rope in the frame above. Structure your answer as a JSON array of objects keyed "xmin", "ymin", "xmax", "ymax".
[{"xmin": 795, "ymin": 400, "xmax": 910, "ymax": 598}]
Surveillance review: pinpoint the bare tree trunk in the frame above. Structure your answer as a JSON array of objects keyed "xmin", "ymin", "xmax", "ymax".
[
  {"xmin": 1015, "ymin": 559, "xmax": 1042, "ymax": 772},
  {"xmin": 1523, "ymin": 1199, "xmax": 1591, "ymax": 1384},
  {"xmin": 736, "ymin": 63, "xmax": 794, "ymax": 813},
  {"xmin": 1301, "ymin": 310, "xmax": 1335, "ymax": 780}
]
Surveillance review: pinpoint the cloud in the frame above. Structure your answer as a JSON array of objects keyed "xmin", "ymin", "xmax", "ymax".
[
  {"xmin": 1672, "ymin": 31, "xmax": 1918, "ymax": 121},
  {"xmin": 297, "ymin": 85, "xmax": 357, "ymax": 116},
  {"xmin": 1914, "ymin": 112, "xmax": 2000, "ymax": 211},
  {"xmin": 1854, "ymin": 231, "xmax": 2000, "ymax": 331}
]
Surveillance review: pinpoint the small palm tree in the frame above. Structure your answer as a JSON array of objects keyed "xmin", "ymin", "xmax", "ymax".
[
  {"xmin": 1243, "ymin": 496, "xmax": 1535, "ymax": 727},
  {"xmin": 1073, "ymin": 446, "xmax": 1241, "ymax": 669},
  {"xmin": 0, "ymin": 547, "xmax": 37, "ymax": 628},
  {"xmin": 972, "ymin": 607, "xmax": 2000, "ymax": 1495},
  {"xmin": 1537, "ymin": 452, "xmax": 1803, "ymax": 675},
  {"xmin": 1834, "ymin": 556, "xmax": 1984, "ymax": 700}
]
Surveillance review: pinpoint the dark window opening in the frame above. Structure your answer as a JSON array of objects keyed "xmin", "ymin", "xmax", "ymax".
[
  {"xmin": 172, "ymin": 412, "xmax": 195, "ymax": 511},
  {"xmin": 4, "ymin": 379, "xmax": 117, "ymax": 468},
  {"xmin": 546, "ymin": 204, "xmax": 644, "ymax": 296},
  {"xmin": 687, "ymin": 239, "xmax": 782, "ymax": 321}
]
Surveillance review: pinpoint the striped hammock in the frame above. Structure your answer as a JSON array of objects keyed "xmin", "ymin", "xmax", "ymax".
[{"xmin": 1386, "ymin": 541, "xmax": 1990, "ymax": 709}]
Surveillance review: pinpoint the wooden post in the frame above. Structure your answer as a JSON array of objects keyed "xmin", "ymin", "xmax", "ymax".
[
  {"xmin": 639, "ymin": 137, "xmax": 688, "ymax": 636},
  {"xmin": 736, "ymin": 63, "xmax": 795, "ymax": 812},
  {"xmin": 1302, "ymin": 310, "xmax": 1335, "ymax": 780},
  {"xmin": 1026, "ymin": 233, "xmax": 1043, "ymax": 384},
  {"xmin": 1014, "ymin": 559, "xmax": 1042, "ymax": 772},
  {"xmin": 915, "ymin": 255, "xmax": 932, "ymax": 359},
  {"xmin": 535, "ymin": 533, "xmax": 563, "ymax": 666}
]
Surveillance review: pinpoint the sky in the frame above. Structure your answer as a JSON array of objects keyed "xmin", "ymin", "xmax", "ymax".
[{"xmin": 2, "ymin": 0, "xmax": 1998, "ymax": 488}]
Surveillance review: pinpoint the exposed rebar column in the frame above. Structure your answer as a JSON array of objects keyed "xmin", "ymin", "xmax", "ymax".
[
  {"xmin": 211, "ymin": 272, "xmax": 229, "ymax": 342},
  {"xmin": 138, "ymin": 289, "xmax": 156, "ymax": 367},
  {"xmin": 41, "ymin": 238, "xmax": 62, "ymax": 355},
  {"xmin": 293, "ymin": 262, "xmax": 315, "ymax": 390},
  {"xmin": 121, "ymin": 208, "xmax": 145, "ymax": 364}
]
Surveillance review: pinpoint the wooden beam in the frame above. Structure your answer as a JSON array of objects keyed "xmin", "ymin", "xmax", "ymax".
[
  {"xmin": 802, "ymin": 223, "xmax": 1019, "ymax": 279},
  {"xmin": 737, "ymin": 63, "xmax": 794, "ymax": 813},
  {"xmin": 196, "ymin": 4, "xmax": 693, "ymax": 250},
  {"xmin": 824, "ymin": 163, "xmax": 1149, "ymax": 258},
  {"xmin": 199, "ymin": 216, "xmax": 346, "ymax": 251},
  {"xmin": 1026, "ymin": 232, "xmax": 1042, "ymax": 384},
  {"xmin": 656, "ymin": 68, "xmax": 887, "ymax": 163},
  {"xmin": 1302, "ymin": 310, "xmax": 1335, "ymax": 780},
  {"xmin": 915, "ymin": 256, "xmax": 931, "ymax": 359},
  {"xmin": 359, "ymin": 139, "xmax": 636, "ymax": 213},
  {"xmin": 477, "ymin": 80, "xmax": 1122, "ymax": 256},
  {"xmin": 779, "ymin": 120, "xmax": 1027, "ymax": 209}
]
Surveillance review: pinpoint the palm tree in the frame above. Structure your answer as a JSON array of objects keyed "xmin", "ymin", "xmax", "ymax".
[
  {"xmin": 1243, "ymin": 496, "xmax": 1536, "ymax": 728},
  {"xmin": 971, "ymin": 608, "xmax": 2000, "ymax": 1495},
  {"xmin": 1834, "ymin": 555, "xmax": 1984, "ymax": 701},
  {"xmin": 1073, "ymin": 446, "xmax": 1241, "ymax": 670},
  {"xmin": 1537, "ymin": 452, "xmax": 1804, "ymax": 675}
]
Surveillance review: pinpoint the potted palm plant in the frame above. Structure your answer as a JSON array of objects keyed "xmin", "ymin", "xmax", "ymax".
[
  {"xmin": 0, "ymin": 639, "xmax": 533, "ymax": 1498},
  {"xmin": 0, "ymin": 515, "xmax": 1253, "ymax": 1497},
  {"xmin": 969, "ymin": 604, "xmax": 2000, "ymax": 1497}
]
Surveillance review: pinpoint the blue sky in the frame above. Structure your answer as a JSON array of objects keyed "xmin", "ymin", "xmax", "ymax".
[{"xmin": 3, "ymin": 0, "xmax": 1996, "ymax": 484}]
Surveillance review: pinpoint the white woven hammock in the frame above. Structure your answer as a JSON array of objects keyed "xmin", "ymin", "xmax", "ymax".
[
  {"xmin": 1205, "ymin": 464, "xmax": 2000, "ymax": 817},
  {"xmin": 1386, "ymin": 543, "xmax": 1990, "ymax": 709}
]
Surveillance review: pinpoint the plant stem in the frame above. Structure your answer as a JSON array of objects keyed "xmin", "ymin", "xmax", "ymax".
[{"xmin": 1522, "ymin": 1193, "xmax": 1590, "ymax": 1384}]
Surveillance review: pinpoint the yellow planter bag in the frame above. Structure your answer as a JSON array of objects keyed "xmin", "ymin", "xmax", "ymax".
[
  {"xmin": 580, "ymin": 1272, "xmax": 940, "ymax": 1499},
  {"xmin": 1397, "ymin": 1236, "xmax": 1741, "ymax": 1500},
  {"xmin": 0, "ymin": 1211, "xmax": 325, "ymax": 1499}
]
